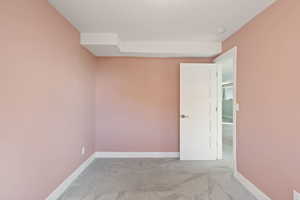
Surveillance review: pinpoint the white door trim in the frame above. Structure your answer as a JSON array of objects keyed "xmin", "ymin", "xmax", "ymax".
[
  {"xmin": 214, "ymin": 47, "xmax": 238, "ymax": 173},
  {"xmin": 216, "ymin": 64, "xmax": 223, "ymax": 160}
]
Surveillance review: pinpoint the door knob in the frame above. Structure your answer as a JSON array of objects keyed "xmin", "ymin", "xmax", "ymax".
[{"xmin": 180, "ymin": 114, "xmax": 190, "ymax": 119}]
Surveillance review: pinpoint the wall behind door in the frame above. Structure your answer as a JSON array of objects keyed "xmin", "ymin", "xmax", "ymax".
[{"xmin": 95, "ymin": 57, "xmax": 211, "ymax": 152}]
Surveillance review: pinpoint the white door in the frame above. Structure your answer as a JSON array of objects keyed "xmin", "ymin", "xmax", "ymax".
[{"xmin": 180, "ymin": 63, "xmax": 218, "ymax": 160}]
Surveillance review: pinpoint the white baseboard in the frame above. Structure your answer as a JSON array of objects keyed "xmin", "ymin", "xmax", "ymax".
[
  {"xmin": 234, "ymin": 171, "xmax": 271, "ymax": 200},
  {"xmin": 46, "ymin": 152, "xmax": 271, "ymax": 200},
  {"xmin": 94, "ymin": 152, "xmax": 179, "ymax": 158},
  {"xmin": 46, "ymin": 153, "xmax": 96, "ymax": 200},
  {"xmin": 46, "ymin": 152, "xmax": 178, "ymax": 199}
]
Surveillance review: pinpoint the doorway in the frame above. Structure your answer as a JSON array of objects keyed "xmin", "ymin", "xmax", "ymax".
[
  {"xmin": 179, "ymin": 47, "xmax": 237, "ymax": 170},
  {"xmin": 214, "ymin": 47, "xmax": 237, "ymax": 171}
]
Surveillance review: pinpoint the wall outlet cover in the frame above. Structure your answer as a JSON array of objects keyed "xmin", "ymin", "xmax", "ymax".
[
  {"xmin": 81, "ymin": 146, "xmax": 85, "ymax": 155},
  {"xmin": 294, "ymin": 190, "xmax": 300, "ymax": 200}
]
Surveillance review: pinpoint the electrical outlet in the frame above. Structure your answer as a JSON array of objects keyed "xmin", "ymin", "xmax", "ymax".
[
  {"xmin": 294, "ymin": 190, "xmax": 300, "ymax": 200},
  {"xmin": 81, "ymin": 146, "xmax": 85, "ymax": 155}
]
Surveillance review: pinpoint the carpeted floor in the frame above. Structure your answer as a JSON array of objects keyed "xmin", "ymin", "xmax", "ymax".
[{"xmin": 58, "ymin": 158, "xmax": 256, "ymax": 200}]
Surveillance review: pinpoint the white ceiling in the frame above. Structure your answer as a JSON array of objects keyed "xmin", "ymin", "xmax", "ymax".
[{"xmin": 49, "ymin": 0, "xmax": 276, "ymax": 57}]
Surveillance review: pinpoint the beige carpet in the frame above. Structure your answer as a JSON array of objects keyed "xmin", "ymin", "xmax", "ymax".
[{"xmin": 58, "ymin": 158, "xmax": 256, "ymax": 200}]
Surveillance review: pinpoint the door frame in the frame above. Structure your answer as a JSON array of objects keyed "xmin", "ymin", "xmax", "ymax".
[{"xmin": 214, "ymin": 47, "xmax": 238, "ymax": 173}]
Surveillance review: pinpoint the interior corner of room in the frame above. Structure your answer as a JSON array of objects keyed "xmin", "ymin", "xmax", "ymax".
[{"xmin": 1, "ymin": 0, "xmax": 299, "ymax": 200}]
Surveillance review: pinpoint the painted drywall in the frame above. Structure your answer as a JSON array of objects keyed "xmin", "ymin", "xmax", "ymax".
[
  {"xmin": 223, "ymin": 0, "xmax": 300, "ymax": 199},
  {"xmin": 95, "ymin": 57, "xmax": 211, "ymax": 152},
  {"xmin": 0, "ymin": 0, "xmax": 97, "ymax": 199}
]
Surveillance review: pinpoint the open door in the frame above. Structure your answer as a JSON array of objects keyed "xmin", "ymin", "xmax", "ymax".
[{"xmin": 180, "ymin": 63, "xmax": 218, "ymax": 160}]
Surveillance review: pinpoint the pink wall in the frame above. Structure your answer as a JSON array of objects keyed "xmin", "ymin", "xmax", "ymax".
[
  {"xmin": 95, "ymin": 57, "xmax": 211, "ymax": 152},
  {"xmin": 223, "ymin": 0, "xmax": 300, "ymax": 199},
  {"xmin": 3, "ymin": 0, "xmax": 298, "ymax": 199},
  {"xmin": 0, "ymin": 1, "xmax": 97, "ymax": 199}
]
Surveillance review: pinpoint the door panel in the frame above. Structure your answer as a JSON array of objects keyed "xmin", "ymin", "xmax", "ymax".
[{"xmin": 180, "ymin": 64, "xmax": 218, "ymax": 160}]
